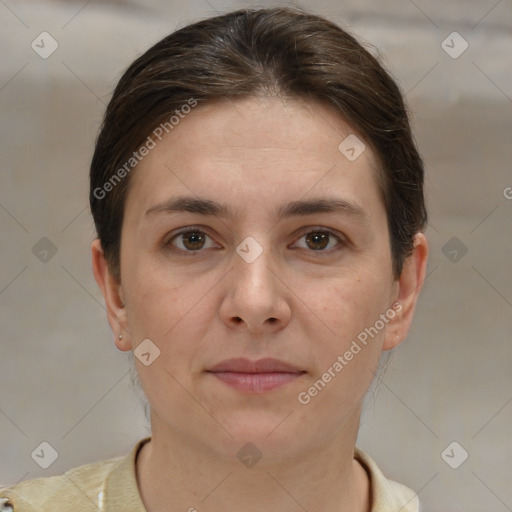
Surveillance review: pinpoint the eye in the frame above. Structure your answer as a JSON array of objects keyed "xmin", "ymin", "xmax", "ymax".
[
  {"xmin": 166, "ymin": 228, "xmax": 218, "ymax": 252},
  {"xmin": 165, "ymin": 227, "xmax": 345, "ymax": 254},
  {"xmin": 293, "ymin": 229, "xmax": 344, "ymax": 253}
]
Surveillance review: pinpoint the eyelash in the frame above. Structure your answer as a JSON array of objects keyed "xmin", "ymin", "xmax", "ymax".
[{"xmin": 164, "ymin": 226, "xmax": 346, "ymax": 256}]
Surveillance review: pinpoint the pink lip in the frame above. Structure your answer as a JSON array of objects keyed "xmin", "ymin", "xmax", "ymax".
[{"xmin": 206, "ymin": 358, "xmax": 306, "ymax": 393}]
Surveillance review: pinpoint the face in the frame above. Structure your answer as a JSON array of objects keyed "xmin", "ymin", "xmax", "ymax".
[{"xmin": 94, "ymin": 95, "xmax": 421, "ymax": 464}]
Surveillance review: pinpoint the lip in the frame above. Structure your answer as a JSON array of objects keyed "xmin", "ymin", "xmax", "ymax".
[
  {"xmin": 206, "ymin": 358, "xmax": 306, "ymax": 393},
  {"xmin": 208, "ymin": 357, "xmax": 303, "ymax": 373}
]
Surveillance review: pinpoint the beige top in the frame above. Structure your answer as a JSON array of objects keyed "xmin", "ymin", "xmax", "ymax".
[{"xmin": 0, "ymin": 437, "xmax": 419, "ymax": 511}]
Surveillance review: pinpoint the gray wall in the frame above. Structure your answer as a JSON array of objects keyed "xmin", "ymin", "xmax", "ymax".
[{"xmin": 1, "ymin": 0, "xmax": 511, "ymax": 510}]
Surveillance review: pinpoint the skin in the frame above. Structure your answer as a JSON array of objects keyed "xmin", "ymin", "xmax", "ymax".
[{"xmin": 92, "ymin": 95, "xmax": 428, "ymax": 512}]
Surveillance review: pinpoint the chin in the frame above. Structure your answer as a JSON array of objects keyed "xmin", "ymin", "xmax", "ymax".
[{"xmin": 208, "ymin": 413, "xmax": 305, "ymax": 462}]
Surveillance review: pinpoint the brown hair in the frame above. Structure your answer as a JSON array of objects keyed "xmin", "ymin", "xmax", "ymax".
[{"xmin": 90, "ymin": 6, "xmax": 427, "ymax": 280}]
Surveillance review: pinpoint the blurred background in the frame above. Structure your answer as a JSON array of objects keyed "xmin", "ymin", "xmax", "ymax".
[{"xmin": 1, "ymin": 0, "xmax": 511, "ymax": 510}]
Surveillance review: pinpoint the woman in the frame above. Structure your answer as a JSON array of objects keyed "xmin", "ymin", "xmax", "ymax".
[{"xmin": 1, "ymin": 6, "xmax": 428, "ymax": 511}]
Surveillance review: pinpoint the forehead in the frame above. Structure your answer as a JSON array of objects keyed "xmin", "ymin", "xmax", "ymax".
[{"xmin": 124, "ymin": 95, "xmax": 385, "ymax": 222}]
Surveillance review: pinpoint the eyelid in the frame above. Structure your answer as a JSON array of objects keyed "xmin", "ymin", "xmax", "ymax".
[
  {"xmin": 164, "ymin": 225, "xmax": 220, "ymax": 252},
  {"xmin": 290, "ymin": 227, "xmax": 347, "ymax": 253},
  {"xmin": 164, "ymin": 225, "xmax": 347, "ymax": 254}
]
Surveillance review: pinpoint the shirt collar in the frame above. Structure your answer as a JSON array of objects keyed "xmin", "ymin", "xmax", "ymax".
[
  {"xmin": 102, "ymin": 436, "xmax": 150, "ymax": 511},
  {"xmin": 101, "ymin": 438, "xmax": 418, "ymax": 512},
  {"xmin": 355, "ymin": 448, "xmax": 419, "ymax": 512}
]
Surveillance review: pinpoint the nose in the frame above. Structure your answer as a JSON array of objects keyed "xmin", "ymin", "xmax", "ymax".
[{"xmin": 219, "ymin": 243, "xmax": 292, "ymax": 335}]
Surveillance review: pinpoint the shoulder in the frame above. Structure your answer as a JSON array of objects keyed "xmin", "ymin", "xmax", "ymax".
[
  {"xmin": 0, "ymin": 455, "xmax": 121, "ymax": 512},
  {"xmin": 354, "ymin": 447, "xmax": 420, "ymax": 512}
]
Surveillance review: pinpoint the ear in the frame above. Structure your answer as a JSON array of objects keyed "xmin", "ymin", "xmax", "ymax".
[
  {"xmin": 91, "ymin": 238, "xmax": 132, "ymax": 351},
  {"xmin": 382, "ymin": 232, "xmax": 429, "ymax": 351}
]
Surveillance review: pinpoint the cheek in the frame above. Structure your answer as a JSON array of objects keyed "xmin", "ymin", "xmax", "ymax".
[
  {"xmin": 296, "ymin": 274, "xmax": 389, "ymax": 418},
  {"xmin": 309, "ymin": 269, "xmax": 392, "ymax": 367},
  {"xmin": 123, "ymin": 254, "xmax": 218, "ymax": 363},
  {"xmin": 122, "ymin": 255, "xmax": 181, "ymax": 336}
]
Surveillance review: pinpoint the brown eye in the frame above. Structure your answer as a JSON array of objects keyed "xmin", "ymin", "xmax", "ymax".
[
  {"xmin": 293, "ymin": 229, "xmax": 344, "ymax": 253},
  {"xmin": 168, "ymin": 229, "xmax": 217, "ymax": 252},
  {"xmin": 182, "ymin": 231, "xmax": 206, "ymax": 250},
  {"xmin": 305, "ymin": 231, "xmax": 330, "ymax": 251}
]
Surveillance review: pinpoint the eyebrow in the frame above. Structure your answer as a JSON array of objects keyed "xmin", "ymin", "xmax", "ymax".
[{"xmin": 145, "ymin": 196, "xmax": 368, "ymax": 223}]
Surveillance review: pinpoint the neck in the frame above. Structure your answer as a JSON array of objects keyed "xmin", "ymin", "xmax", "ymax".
[{"xmin": 136, "ymin": 410, "xmax": 370, "ymax": 512}]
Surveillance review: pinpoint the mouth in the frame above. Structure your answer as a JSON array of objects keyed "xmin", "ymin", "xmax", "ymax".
[{"xmin": 206, "ymin": 358, "xmax": 306, "ymax": 393}]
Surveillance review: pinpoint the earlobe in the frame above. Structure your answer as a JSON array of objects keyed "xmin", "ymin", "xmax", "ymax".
[
  {"xmin": 381, "ymin": 300, "xmax": 404, "ymax": 350},
  {"xmin": 382, "ymin": 233, "xmax": 429, "ymax": 351},
  {"xmin": 91, "ymin": 239, "xmax": 132, "ymax": 352}
]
